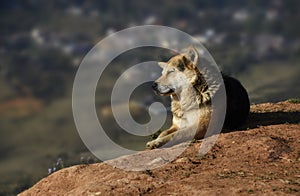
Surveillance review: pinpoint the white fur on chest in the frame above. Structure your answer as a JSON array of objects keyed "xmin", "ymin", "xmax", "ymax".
[{"xmin": 172, "ymin": 106, "xmax": 209, "ymax": 129}]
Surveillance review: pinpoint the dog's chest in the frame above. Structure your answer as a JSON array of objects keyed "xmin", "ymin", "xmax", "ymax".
[
  {"xmin": 171, "ymin": 101, "xmax": 183, "ymax": 118},
  {"xmin": 172, "ymin": 108, "xmax": 203, "ymax": 128},
  {"xmin": 171, "ymin": 97, "xmax": 211, "ymax": 128}
]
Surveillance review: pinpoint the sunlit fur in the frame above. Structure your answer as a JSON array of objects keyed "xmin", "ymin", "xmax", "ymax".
[{"xmin": 147, "ymin": 47, "xmax": 249, "ymax": 149}]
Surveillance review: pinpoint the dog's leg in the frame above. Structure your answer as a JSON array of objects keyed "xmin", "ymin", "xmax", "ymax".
[
  {"xmin": 146, "ymin": 131, "xmax": 177, "ymax": 149},
  {"xmin": 146, "ymin": 125, "xmax": 178, "ymax": 149},
  {"xmin": 146, "ymin": 127, "xmax": 196, "ymax": 149},
  {"xmin": 146, "ymin": 118, "xmax": 208, "ymax": 149},
  {"xmin": 157, "ymin": 125, "xmax": 178, "ymax": 138}
]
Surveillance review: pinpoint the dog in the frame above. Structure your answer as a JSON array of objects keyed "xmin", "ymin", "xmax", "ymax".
[{"xmin": 146, "ymin": 46, "xmax": 250, "ymax": 149}]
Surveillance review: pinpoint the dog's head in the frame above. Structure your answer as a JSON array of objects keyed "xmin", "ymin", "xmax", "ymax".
[{"xmin": 152, "ymin": 46, "xmax": 201, "ymax": 96}]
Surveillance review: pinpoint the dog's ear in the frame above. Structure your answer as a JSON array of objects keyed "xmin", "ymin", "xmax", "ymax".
[
  {"xmin": 183, "ymin": 46, "xmax": 199, "ymax": 66},
  {"xmin": 158, "ymin": 62, "xmax": 167, "ymax": 69}
]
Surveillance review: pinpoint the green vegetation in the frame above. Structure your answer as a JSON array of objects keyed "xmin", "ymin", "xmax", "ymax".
[
  {"xmin": 288, "ymin": 98, "xmax": 300, "ymax": 104},
  {"xmin": 236, "ymin": 60, "xmax": 300, "ymax": 104}
]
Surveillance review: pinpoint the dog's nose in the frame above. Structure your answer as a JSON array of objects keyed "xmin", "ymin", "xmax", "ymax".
[{"xmin": 152, "ymin": 82, "xmax": 158, "ymax": 89}]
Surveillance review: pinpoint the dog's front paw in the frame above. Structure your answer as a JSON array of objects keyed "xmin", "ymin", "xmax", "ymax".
[{"xmin": 146, "ymin": 139, "xmax": 162, "ymax": 149}]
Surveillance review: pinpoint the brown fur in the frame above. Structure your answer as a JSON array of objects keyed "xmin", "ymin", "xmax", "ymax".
[{"xmin": 147, "ymin": 46, "xmax": 249, "ymax": 149}]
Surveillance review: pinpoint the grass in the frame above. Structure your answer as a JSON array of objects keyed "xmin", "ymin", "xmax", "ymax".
[
  {"xmin": 237, "ymin": 59, "xmax": 300, "ymax": 103},
  {"xmin": 287, "ymin": 98, "xmax": 300, "ymax": 104}
]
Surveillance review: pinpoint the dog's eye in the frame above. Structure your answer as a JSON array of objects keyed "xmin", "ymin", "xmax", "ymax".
[{"xmin": 167, "ymin": 69, "xmax": 175, "ymax": 75}]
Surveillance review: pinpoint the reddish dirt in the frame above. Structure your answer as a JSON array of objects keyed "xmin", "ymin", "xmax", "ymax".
[{"xmin": 19, "ymin": 101, "xmax": 300, "ymax": 195}]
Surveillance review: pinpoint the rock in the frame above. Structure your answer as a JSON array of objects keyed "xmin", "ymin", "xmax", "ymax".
[{"xmin": 19, "ymin": 101, "xmax": 300, "ymax": 195}]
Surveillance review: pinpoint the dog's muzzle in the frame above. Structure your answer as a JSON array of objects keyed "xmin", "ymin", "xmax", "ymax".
[{"xmin": 152, "ymin": 82, "xmax": 174, "ymax": 95}]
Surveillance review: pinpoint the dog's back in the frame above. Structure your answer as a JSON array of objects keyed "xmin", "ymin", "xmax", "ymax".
[{"xmin": 222, "ymin": 75, "xmax": 250, "ymax": 130}]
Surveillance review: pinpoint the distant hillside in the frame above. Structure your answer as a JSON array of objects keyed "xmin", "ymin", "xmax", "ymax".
[{"xmin": 234, "ymin": 59, "xmax": 300, "ymax": 103}]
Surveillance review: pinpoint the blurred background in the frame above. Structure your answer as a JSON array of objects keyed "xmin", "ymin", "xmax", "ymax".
[{"xmin": 1, "ymin": 0, "xmax": 300, "ymax": 194}]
